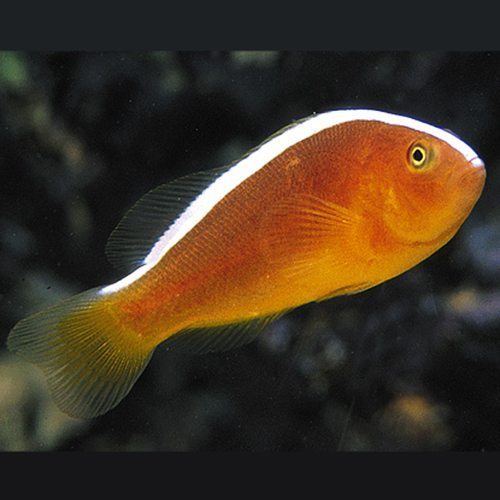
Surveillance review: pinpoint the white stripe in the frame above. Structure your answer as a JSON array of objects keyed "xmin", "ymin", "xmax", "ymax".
[{"xmin": 100, "ymin": 109, "xmax": 480, "ymax": 294}]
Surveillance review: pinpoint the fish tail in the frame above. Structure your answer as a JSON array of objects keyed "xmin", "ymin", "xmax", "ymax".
[{"xmin": 7, "ymin": 287, "xmax": 154, "ymax": 419}]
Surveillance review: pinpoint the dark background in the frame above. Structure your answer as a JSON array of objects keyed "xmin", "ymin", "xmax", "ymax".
[{"xmin": 0, "ymin": 51, "xmax": 499, "ymax": 451}]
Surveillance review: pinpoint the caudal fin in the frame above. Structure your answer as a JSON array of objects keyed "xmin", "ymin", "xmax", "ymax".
[{"xmin": 7, "ymin": 287, "xmax": 154, "ymax": 419}]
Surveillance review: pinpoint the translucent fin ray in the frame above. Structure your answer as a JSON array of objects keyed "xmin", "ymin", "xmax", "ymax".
[
  {"xmin": 262, "ymin": 193, "xmax": 362, "ymax": 280},
  {"xmin": 105, "ymin": 165, "xmax": 231, "ymax": 272},
  {"xmin": 7, "ymin": 288, "xmax": 154, "ymax": 419},
  {"xmin": 163, "ymin": 312, "xmax": 285, "ymax": 355}
]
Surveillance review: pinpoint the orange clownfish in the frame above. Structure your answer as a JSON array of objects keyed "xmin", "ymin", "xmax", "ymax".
[{"xmin": 7, "ymin": 109, "xmax": 486, "ymax": 418}]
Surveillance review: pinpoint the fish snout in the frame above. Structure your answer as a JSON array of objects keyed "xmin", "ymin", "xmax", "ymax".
[
  {"xmin": 469, "ymin": 156, "xmax": 487, "ymax": 187},
  {"xmin": 470, "ymin": 156, "xmax": 485, "ymax": 170},
  {"xmin": 459, "ymin": 155, "xmax": 486, "ymax": 203}
]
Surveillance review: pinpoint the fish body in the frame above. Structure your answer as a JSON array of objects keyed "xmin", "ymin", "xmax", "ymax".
[{"xmin": 7, "ymin": 109, "xmax": 486, "ymax": 418}]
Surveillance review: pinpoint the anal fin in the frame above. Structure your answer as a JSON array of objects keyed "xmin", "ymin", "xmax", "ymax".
[
  {"xmin": 315, "ymin": 281, "xmax": 373, "ymax": 302},
  {"xmin": 162, "ymin": 312, "xmax": 286, "ymax": 355}
]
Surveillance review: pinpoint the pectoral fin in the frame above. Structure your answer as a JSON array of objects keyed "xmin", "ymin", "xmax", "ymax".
[{"xmin": 261, "ymin": 193, "xmax": 362, "ymax": 280}]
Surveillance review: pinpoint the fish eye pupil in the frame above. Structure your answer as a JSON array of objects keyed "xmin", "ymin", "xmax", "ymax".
[
  {"xmin": 409, "ymin": 144, "xmax": 427, "ymax": 168},
  {"xmin": 413, "ymin": 148, "xmax": 424, "ymax": 163}
]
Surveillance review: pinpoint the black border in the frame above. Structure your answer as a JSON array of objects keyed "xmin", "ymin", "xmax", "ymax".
[
  {"xmin": 0, "ymin": 4, "xmax": 499, "ymax": 50},
  {"xmin": 1, "ymin": 451, "xmax": 499, "ymax": 492}
]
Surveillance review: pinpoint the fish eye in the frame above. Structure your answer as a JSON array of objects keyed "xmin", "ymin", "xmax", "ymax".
[{"xmin": 408, "ymin": 143, "xmax": 428, "ymax": 170}]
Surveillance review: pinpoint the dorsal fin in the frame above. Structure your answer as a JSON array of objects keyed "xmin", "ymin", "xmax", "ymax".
[
  {"xmin": 162, "ymin": 312, "xmax": 286, "ymax": 355},
  {"xmin": 105, "ymin": 165, "xmax": 231, "ymax": 272},
  {"xmin": 105, "ymin": 114, "xmax": 319, "ymax": 274}
]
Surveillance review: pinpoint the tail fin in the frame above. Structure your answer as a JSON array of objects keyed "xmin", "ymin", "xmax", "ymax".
[{"xmin": 7, "ymin": 287, "xmax": 154, "ymax": 419}]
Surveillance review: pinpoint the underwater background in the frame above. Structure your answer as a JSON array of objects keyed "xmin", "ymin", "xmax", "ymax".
[{"xmin": 0, "ymin": 51, "xmax": 499, "ymax": 451}]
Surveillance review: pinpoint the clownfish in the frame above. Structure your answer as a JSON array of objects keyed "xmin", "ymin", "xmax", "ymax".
[{"xmin": 7, "ymin": 109, "xmax": 486, "ymax": 419}]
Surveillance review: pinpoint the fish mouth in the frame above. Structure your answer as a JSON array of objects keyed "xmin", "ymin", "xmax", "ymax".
[
  {"xmin": 388, "ymin": 156, "xmax": 485, "ymax": 250},
  {"xmin": 414, "ymin": 159, "xmax": 486, "ymax": 247},
  {"xmin": 462, "ymin": 157, "xmax": 486, "ymax": 194},
  {"xmin": 406, "ymin": 169, "xmax": 484, "ymax": 249}
]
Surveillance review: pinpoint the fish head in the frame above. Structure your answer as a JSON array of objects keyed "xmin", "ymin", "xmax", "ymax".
[{"xmin": 376, "ymin": 121, "xmax": 486, "ymax": 250}]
